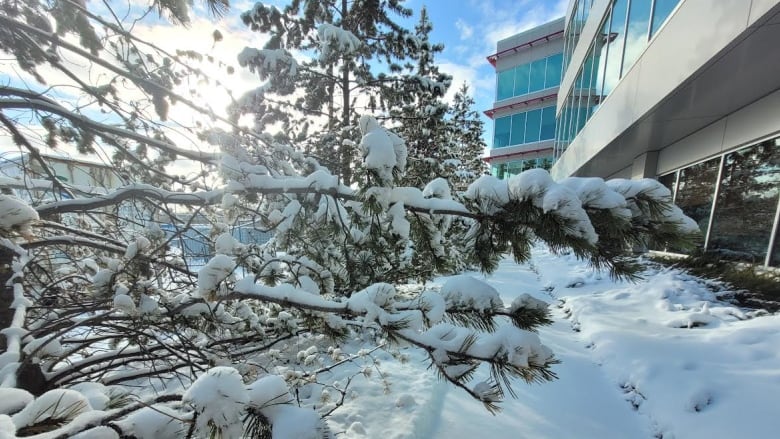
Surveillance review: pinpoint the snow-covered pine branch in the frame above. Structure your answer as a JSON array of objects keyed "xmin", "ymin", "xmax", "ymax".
[{"xmin": 0, "ymin": 1, "xmax": 702, "ymax": 437}]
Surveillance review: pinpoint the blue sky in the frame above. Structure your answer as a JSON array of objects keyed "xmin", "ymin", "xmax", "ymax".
[
  {"xmin": 220, "ymin": 0, "xmax": 567, "ymax": 127},
  {"xmin": 0, "ymin": 0, "xmax": 567, "ymax": 153},
  {"xmin": 405, "ymin": 0, "xmax": 567, "ymax": 112}
]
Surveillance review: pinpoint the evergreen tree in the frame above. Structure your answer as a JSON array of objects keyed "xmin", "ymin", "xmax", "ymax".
[
  {"xmin": 237, "ymin": 0, "xmax": 421, "ymax": 185},
  {"xmin": 386, "ymin": 6, "xmax": 453, "ymax": 189},
  {"xmin": 448, "ymin": 82, "xmax": 489, "ymax": 190}
]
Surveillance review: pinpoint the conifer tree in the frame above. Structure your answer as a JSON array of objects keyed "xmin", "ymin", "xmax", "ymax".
[
  {"xmin": 448, "ymin": 82, "xmax": 489, "ymax": 190},
  {"xmin": 237, "ymin": 0, "xmax": 420, "ymax": 185},
  {"xmin": 386, "ymin": 6, "xmax": 453, "ymax": 189}
]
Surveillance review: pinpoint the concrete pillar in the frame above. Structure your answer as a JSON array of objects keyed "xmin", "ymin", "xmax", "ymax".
[{"xmin": 631, "ymin": 151, "xmax": 659, "ymax": 179}]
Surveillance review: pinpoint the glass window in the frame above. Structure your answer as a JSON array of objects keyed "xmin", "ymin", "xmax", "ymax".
[
  {"xmin": 709, "ymin": 141, "xmax": 780, "ymax": 263},
  {"xmin": 545, "ymin": 53, "xmax": 563, "ymax": 88},
  {"xmin": 565, "ymin": 95, "xmax": 577, "ymax": 143},
  {"xmin": 497, "ymin": 69, "xmax": 514, "ymax": 101},
  {"xmin": 675, "ymin": 157, "xmax": 720, "ymax": 244},
  {"xmin": 651, "ymin": 0, "xmax": 680, "ymax": 37},
  {"xmin": 528, "ymin": 59, "xmax": 547, "ymax": 93},
  {"xmin": 509, "ymin": 113, "xmax": 526, "ymax": 146},
  {"xmin": 540, "ymin": 106, "xmax": 556, "ymax": 140},
  {"xmin": 494, "ymin": 116, "xmax": 511, "ymax": 148},
  {"xmin": 623, "ymin": 0, "xmax": 652, "ymax": 75},
  {"xmin": 524, "ymin": 108, "xmax": 542, "ymax": 143},
  {"xmin": 514, "ymin": 63, "xmax": 530, "ymax": 97},
  {"xmin": 658, "ymin": 172, "xmax": 677, "ymax": 200},
  {"xmin": 772, "ymin": 220, "xmax": 780, "ymax": 266},
  {"xmin": 493, "ymin": 163, "xmax": 507, "ymax": 179},
  {"xmin": 593, "ymin": 12, "xmax": 611, "ymax": 106},
  {"xmin": 603, "ymin": 0, "xmax": 629, "ymax": 96}
]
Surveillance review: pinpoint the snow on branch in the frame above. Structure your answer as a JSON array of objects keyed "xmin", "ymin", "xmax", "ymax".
[{"xmin": 317, "ymin": 23, "xmax": 363, "ymax": 61}]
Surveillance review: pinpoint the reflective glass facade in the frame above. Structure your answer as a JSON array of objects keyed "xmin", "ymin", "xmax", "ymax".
[
  {"xmin": 492, "ymin": 157, "xmax": 553, "ymax": 179},
  {"xmin": 496, "ymin": 53, "xmax": 564, "ymax": 101},
  {"xmin": 563, "ymin": 0, "xmax": 595, "ymax": 71},
  {"xmin": 658, "ymin": 138, "xmax": 780, "ymax": 266},
  {"xmin": 493, "ymin": 105, "xmax": 556, "ymax": 148},
  {"xmin": 555, "ymin": 0, "xmax": 682, "ymax": 159}
]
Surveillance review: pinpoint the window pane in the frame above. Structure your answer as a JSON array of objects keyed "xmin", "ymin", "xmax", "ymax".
[
  {"xmin": 494, "ymin": 163, "xmax": 507, "ymax": 179},
  {"xmin": 658, "ymin": 172, "xmax": 677, "ymax": 199},
  {"xmin": 603, "ymin": 0, "xmax": 629, "ymax": 96},
  {"xmin": 497, "ymin": 69, "xmax": 514, "ymax": 101},
  {"xmin": 507, "ymin": 161, "xmax": 523, "ymax": 176},
  {"xmin": 524, "ymin": 109, "xmax": 542, "ymax": 143},
  {"xmin": 528, "ymin": 59, "xmax": 547, "ymax": 93},
  {"xmin": 545, "ymin": 53, "xmax": 563, "ymax": 88},
  {"xmin": 593, "ymin": 12, "xmax": 611, "ymax": 105},
  {"xmin": 510, "ymin": 113, "xmax": 526, "ymax": 146},
  {"xmin": 494, "ymin": 116, "xmax": 511, "ymax": 147},
  {"xmin": 675, "ymin": 157, "xmax": 720, "ymax": 247},
  {"xmin": 540, "ymin": 106, "xmax": 556, "ymax": 140},
  {"xmin": 623, "ymin": 0, "xmax": 652, "ymax": 75},
  {"xmin": 651, "ymin": 0, "xmax": 680, "ymax": 37},
  {"xmin": 772, "ymin": 220, "xmax": 780, "ymax": 266},
  {"xmin": 514, "ymin": 63, "xmax": 530, "ymax": 97},
  {"xmin": 709, "ymin": 141, "xmax": 780, "ymax": 263}
]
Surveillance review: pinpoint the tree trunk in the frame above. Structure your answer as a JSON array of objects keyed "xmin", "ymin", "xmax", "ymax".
[
  {"xmin": 0, "ymin": 246, "xmax": 14, "ymax": 353},
  {"xmin": 339, "ymin": 0, "xmax": 352, "ymax": 186}
]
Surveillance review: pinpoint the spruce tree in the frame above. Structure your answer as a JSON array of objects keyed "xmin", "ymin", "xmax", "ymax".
[
  {"xmin": 386, "ymin": 6, "xmax": 453, "ymax": 189},
  {"xmin": 237, "ymin": 0, "xmax": 420, "ymax": 185},
  {"xmin": 448, "ymin": 82, "xmax": 489, "ymax": 190}
]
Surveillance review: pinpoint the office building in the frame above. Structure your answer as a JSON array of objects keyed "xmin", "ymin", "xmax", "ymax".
[
  {"xmin": 552, "ymin": 0, "xmax": 780, "ymax": 266},
  {"xmin": 484, "ymin": 18, "xmax": 565, "ymax": 179}
]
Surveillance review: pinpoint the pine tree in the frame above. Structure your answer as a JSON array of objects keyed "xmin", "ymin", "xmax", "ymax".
[
  {"xmin": 448, "ymin": 82, "xmax": 489, "ymax": 190},
  {"xmin": 237, "ymin": 0, "xmax": 421, "ymax": 185},
  {"xmin": 386, "ymin": 6, "xmax": 453, "ymax": 189}
]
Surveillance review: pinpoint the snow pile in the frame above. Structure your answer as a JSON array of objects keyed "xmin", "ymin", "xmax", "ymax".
[
  {"xmin": 359, "ymin": 115, "xmax": 405, "ymax": 184},
  {"xmin": 124, "ymin": 236, "xmax": 151, "ymax": 259},
  {"xmin": 465, "ymin": 175, "xmax": 509, "ymax": 211},
  {"xmin": 508, "ymin": 169, "xmax": 597, "ymax": 244},
  {"xmin": 347, "ymin": 283, "xmax": 397, "ymax": 327},
  {"xmin": 0, "ymin": 388, "xmax": 32, "ymax": 415},
  {"xmin": 432, "ymin": 249, "xmax": 780, "ymax": 438},
  {"xmin": 117, "ymin": 405, "xmax": 186, "ymax": 438},
  {"xmin": 423, "ymin": 177, "xmax": 451, "ymax": 200},
  {"xmin": 12, "ymin": 389, "xmax": 90, "ymax": 430},
  {"xmin": 439, "ymin": 275, "xmax": 501, "ymax": 312},
  {"xmin": 0, "ymin": 194, "xmax": 38, "ymax": 237},
  {"xmin": 248, "ymin": 375, "xmax": 325, "ymax": 439},
  {"xmin": 183, "ymin": 367, "xmax": 248, "ymax": 438},
  {"xmin": 318, "ymin": 23, "xmax": 362, "ymax": 60},
  {"xmin": 215, "ymin": 232, "xmax": 244, "ymax": 255},
  {"xmin": 197, "ymin": 254, "xmax": 236, "ymax": 299},
  {"xmin": 608, "ymin": 178, "xmax": 700, "ymax": 233},
  {"xmin": 237, "ymin": 47, "xmax": 298, "ymax": 77}
]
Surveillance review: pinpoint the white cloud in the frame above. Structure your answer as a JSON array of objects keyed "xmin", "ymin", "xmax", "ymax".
[{"xmin": 454, "ymin": 19, "xmax": 474, "ymax": 40}]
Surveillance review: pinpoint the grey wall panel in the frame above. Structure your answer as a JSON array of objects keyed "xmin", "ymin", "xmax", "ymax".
[
  {"xmin": 749, "ymin": 0, "xmax": 780, "ymax": 24},
  {"xmin": 607, "ymin": 165, "xmax": 632, "ymax": 179},
  {"xmin": 656, "ymin": 119, "xmax": 726, "ymax": 175},
  {"xmin": 721, "ymin": 89, "xmax": 780, "ymax": 151},
  {"xmin": 632, "ymin": 1, "xmax": 751, "ymax": 120}
]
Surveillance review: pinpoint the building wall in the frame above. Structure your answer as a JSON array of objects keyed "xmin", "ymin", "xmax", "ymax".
[
  {"xmin": 485, "ymin": 18, "xmax": 565, "ymax": 179},
  {"xmin": 553, "ymin": 0, "xmax": 780, "ymax": 266}
]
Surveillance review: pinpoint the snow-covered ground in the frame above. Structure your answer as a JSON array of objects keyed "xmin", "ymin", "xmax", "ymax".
[{"xmin": 326, "ymin": 246, "xmax": 780, "ymax": 438}]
